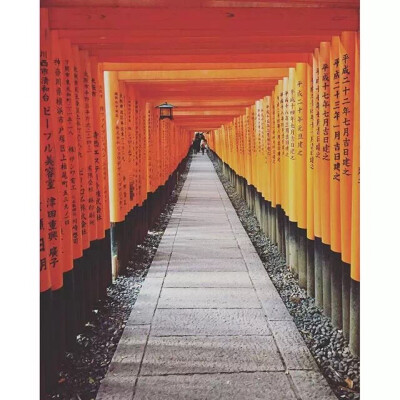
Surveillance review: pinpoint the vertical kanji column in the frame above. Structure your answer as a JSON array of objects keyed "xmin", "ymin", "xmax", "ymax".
[
  {"xmin": 104, "ymin": 71, "xmax": 122, "ymax": 279},
  {"xmin": 275, "ymin": 81, "xmax": 283, "ymax": 253},
  {"xmin": 270, "ymin": 92, "xmax": 278, "ymax": 245},
  {"xmin": 340, "ymin": 31, "xmax": 356, "ymax": 344},
  {"xmin": 50, "ymin": 31, "xmax": 82, "ymax": 351},
  {"xmin": 90, "ymin": 56, "xmax": 111, "ymax": 301},
  {"xmin": 319, "ymin": 41, "xmax": 332, "ymax": 317},
  {"xmin": 266, "ymin": 97, "xmax": 275, "ymax": 241},
  {"xmin": 295, "ymin": 62, "xmax": 308, "ymax": 289},
  {"xmin": 330, "ymin": 36, "xmax": 344, "ymax": 329},
  {"xmin": 96, "ymin": 62, "xmax": 112, "ymax": 292},
  {"xmin": 40, "ymin": 10, "xmax": 58, "ymax": 394},
  {"xmin": 40, "ymin": 9, "xmax": 65, "ymax": 392},
  {"xmin": 288, "ymin": 68, "xmax": 298, "ymax": 275},
  {"xmin": 306, "ymin": 61, "xmax": 315, "ymax": 297},
  {"xmin": 350, "ymin": 32, "xmax": 360, "ymax": 356},
  {"xmin": 313, "ymin": 47, "xmax": 323, "ymax": 310},
  {"xmin": 282, "ymin": 76, "xmax": 290, "ymax": 263},
  {"xmin": 80, "ymin": 51, "xmax": 98, "ymax": 316}
]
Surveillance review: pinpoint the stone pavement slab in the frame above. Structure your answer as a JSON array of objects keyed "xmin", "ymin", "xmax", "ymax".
[
  {"xmin": 167, "ymin": 245, "xmax": 243, "ymax": 260},
  {"xmin": 97, "ymin": 154, "xmax": 335, "ymax": 400},
  {"xmin": 96, "ymin": 325, "xmax": 150, "ymax": 400},
  {"xmin": 181, "ymin": 209, "xmax": 227, "ymax": 215},
  {"xmin": 157, "ymin": 287, "xmax": 261, "ymax": 309},
  {"xmin": 163, "ymin": 271, "xmax": 252, "ymax": 288},
  {"xmin": 167, "ymin": 258, "xmax": 248, "ymax": 272},
  {"xmin": 174, "ymin": 231, "xmax": 237, "ymax": 240},
  {"xmin": 176, "ymin": 225, "xmax": 234, "ymax": 233},
  {"xmin": 289, "ymin": 370, "xmax": 338, "ymax": 399},
  {"xmin": 269, "ymin": 320, "xmax": 318, "ymax": 370},
  {"xmin": 140, "ymin": 335, "xmax": 284, "ymax": 375},
  {"xmin": 172, "ymin": 238, "xmax": 238, "ymax": 247},
  {"xmin": 126, "ymin": 278, "xmax": 163, "ymax": 325},
  {"xmin": 133, "ymin": 372, "xmax": 298, "ymax": 400},
  {"xmin": 150, "ymin": 308, "xmax": 272, "ymax": 336}
]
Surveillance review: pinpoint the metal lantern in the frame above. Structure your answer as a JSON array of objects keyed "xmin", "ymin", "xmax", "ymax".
[{"xmin": 156, "ymin": 101, "xmax": 175, "ymax": 120}]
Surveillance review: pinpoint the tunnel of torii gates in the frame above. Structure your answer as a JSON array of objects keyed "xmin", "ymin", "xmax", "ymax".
[{"xmin": 39, "ymin": 0, "xmax": 359, "ymax": 395}]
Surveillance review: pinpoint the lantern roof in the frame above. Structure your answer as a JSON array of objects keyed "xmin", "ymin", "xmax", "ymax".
[{"xmin": 156, "ymin": 101, "xmax": 175, "ymax": 109}]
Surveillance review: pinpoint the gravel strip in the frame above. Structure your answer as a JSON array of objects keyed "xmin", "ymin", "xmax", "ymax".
[
  {"xmin": 210, "ymin": 154, "xmax": 360, "ymax": 400},
  {"xmin": 47, "ymin": 156, "xmax": 192, "ymax": 400}
]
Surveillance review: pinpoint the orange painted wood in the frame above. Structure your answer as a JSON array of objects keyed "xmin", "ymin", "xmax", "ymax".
[
  {"xmin": 43, "ymin": 0, "xmax": 360, "ymax": 9},
  {"xmin": 104, "ymin": 71, "xmax": 123, "ymax": 222},
  {"xmin": 90, "ymin": 55, "xmax": 107, "ymax": 240},
  {"xmin": 91, "ymin": 53, "xmax": 312, "ymax": 63},
  {"xmin": 329, "ymin": 36, "xmax": 342, "ymax": 253},
  {"xmin": 40, "ymin": 8, "xmax": 54, "ymax": 292},
  {"xmin": 48, "ymin": 33, "xmax": 70, "ymax": 281},
  {"xmin": 274, "ymin": 80, "xmax": 283, "ymax": 207},
  {"xmin": 72, "ymin": 46, "xmax": 90, "ymax": 249},
  {"xmin": 306, "ymin": 62, "xmax": 315, "ymax": 240},
  {"xmin": 48, "ymin": 7, "xmax": 359, "ymax": 33},
  {"xmin": 339, "ymin": 31, "xmax": 356, "ymax": 265},
  {"xmin": 74, "ymin": 36, "xmax": 335, "ymax": 49},
  {"xmin": 77, "ymin": 43, "xmax": 330, "ymax": 55},
  {"xmin": 49, "ymin": 30, "xmax": 74, "ymax": 272},
  {"xmin": 88, "ymin": 47, "xmax": 326, "ymax": 57},
  {"xmin": 81, "ymin": 51, "xmax": 98, "ymax": 241},
  {"xmin": 59, "ymin": 39, "xmax": 84, "ymax": 260},
  {"xmin": 102, "ymin": 62, "xmax": 298, "ymax": 71},
  {"xmin": 313, "ymin": 47, "xmax": 321, "ymax": 239},
  {"xmin": 64, "ymin": 34, "xmax": 335, "ymax": 48},
  {"xmin": 160, "ymin": 100, "xmax": 254, "ymax": 106},
  {"xmin": 116, "ymin": 80, "xmax": 128, "ymax": 218},
  {"xmin": 172, "ymin": 105, "xmax": 248, "ymax": 112},
  {"xmin": 41, "ymin": 0, "xmax": 360, "ymax": 287},
  {"xmin": 125, "ymin": 86, "xmax": 135, "ymax": 210},
  {"xmin": 351, "ymin": 32, "xmax": 360, "ymax": 282},
  {"xmin": 295, "ymin": 63, "xmax": 307, "ymax": 230},
  {"xmin": 117, "ymin": 68, "xmax": 290, "ymax": 81},
  {"xmin": 41, "ymin": 8, "xmax": 63, "ymax": 291},
  {"xmin": 319, "ymin": 41, "xmax": 331, "ymax": 245},
  {"xmin": 282, "ymin": 75, "xmax": 289, "ymax": 214},
  {"xmin": 288, "ymin": 68, "xmax": 297, "ymax": 222},
  {"xmin": 270, "ymin": 89, "xmax": 277, "ymax": 208},
  {"xmin": 96, "ymin": 62, "xmax": 111, "ymax": 230}
]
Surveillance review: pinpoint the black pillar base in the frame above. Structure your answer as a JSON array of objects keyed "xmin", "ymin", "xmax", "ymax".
[
  {"xmin": 314, "ymin": 237, "xmax": 323, "ymax": 310},
  {"xmin": 63, "ymin": 268, "xmax": 78, "ymax": 351},
  {"xmin": 330, "ymin": 251, "xmax": 343, "ymax": 329},
  {"xmin": 40, "ymin": 289, "xmax": 54, "ymax": 396},
  {"xmin": 297, "ymin": 228, "xmax": 307, "ymax": 289},
  {"xmin": 306, "ymin": 238, "xmax": 315, "ymax": 297},
  {"xmin": 284, "ymin": 214, "xmax": 290, "ymax": 263},
  {"xmin": 209, "ymin": 151, "xmax": 359, "ymax": 358},
  {"xmin": 288, "ymin": 220, "xmax": 298, "ymax": 276},
  {"xmin": 350, "ymin": 279, "xmax": 360, "ymax": 356},
  {"xmin": 321, "ymin": 242, "xmax": 332, "ymax": 317},
  {"xmin": 342, "ymin": 261, "xmax": 351, "ymax": 341},
  {"xmin": 73, "ymin": 255, "xmax": 87, "ymax": 329}
]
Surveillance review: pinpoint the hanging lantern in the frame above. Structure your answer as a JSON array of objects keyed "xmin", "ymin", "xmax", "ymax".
[{"xmin": 156, "ymin": 101, "xmax": 175, "ymax": 120}]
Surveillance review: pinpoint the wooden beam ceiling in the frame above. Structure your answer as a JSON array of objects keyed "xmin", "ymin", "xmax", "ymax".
[
  {"xmin": 47, "ymin": 7, "xmax": 358, "ymax": 32},
  {"xmin": 43, "ymin": 0, "xmax": 359, "ymax": 130},
  {"xmin": 42, "ymin": 0, "xmax": 359, "ymax": 8}
]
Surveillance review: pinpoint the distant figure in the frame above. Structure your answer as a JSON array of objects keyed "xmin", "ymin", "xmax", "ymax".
[
  {"xmin": 191, "ymin": 139, "xmax": 196, "ymax": 154},
  {"xmin": 200, "ymin": 138, "xmax": 207, "ymax": 155},
  {"xmin": 193, "ymin": 136, "xmax": 201, "ymax": 154}
]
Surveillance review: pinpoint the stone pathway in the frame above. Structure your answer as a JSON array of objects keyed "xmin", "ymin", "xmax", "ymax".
[{"xmin": 97, "ymin": 154, "xmax": 336, "ymax": 400}]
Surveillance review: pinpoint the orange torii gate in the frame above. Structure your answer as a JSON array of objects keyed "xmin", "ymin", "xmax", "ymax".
[
  {"xmin": 40, "ymin": 8, "xmax": 192, "ymax": 394},
  {"xmin": 40, "ymin": 0, "xmax": 359, "ymax": 396},
  {"xmin": 208, "ymin": 30, "xmax": 360, "ymax": 357}
]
